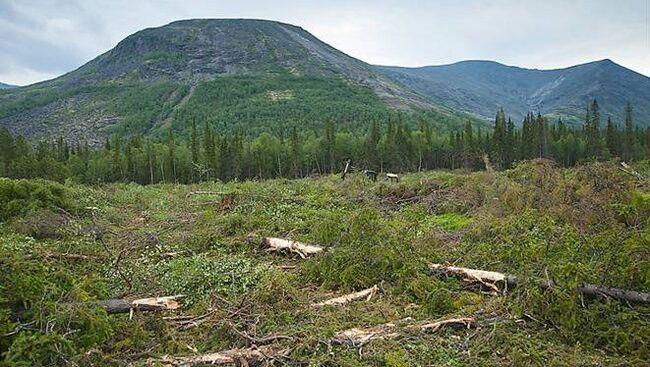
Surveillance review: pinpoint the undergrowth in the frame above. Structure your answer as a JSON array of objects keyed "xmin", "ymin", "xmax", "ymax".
[{"xmin": 0, "ymin": 159, "xmax": 648, "ymax": 366}]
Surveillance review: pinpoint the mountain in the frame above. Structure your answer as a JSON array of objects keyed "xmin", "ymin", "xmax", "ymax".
[
  {"xmin": 0, "ymin": 82, "xmax": 16, "ymax": 89},
  {"xmin": 375, "ymin": 59, "xmax": 650, "ymax": 126},
  {"xmin": 0, "ymin": 19, "xmax": 459, "ymax": 145}
]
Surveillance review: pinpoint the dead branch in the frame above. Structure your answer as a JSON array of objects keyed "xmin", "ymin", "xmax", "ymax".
[
  {"xmin": 98, "ymin": 295, "xmax": 183, "ymax": 314},
  {"xmin": 264, "ymin": 237, "xmax": 323, "ymax": 258},
  {"xmin": 157, "ymin": 345, "xmax": 287, "ymax": 366},
  {"xmin": 311, "ymin": 285, "xmax": 379, "ymax": 308},
  {"xmin": 419, "ymin": 317, "xmax": 476, "ymax": 332},
  {"xmin": 332, "ymin": 316, "xmax": 476, "ymax": 347},
  {"xmin": 24, "ymin": 251, "xmax": 102, "ymax": 261},
  {"xmin": 226, "ymin": 321, "xmax": 294, "ymax": 344},
  {"xmin": 429, "ymin": 263, "xmax": 650, "ymax": 304},
  {"xmin": 186, "ymin": 191, "xmax": 231, "ymax": 197},
  {"xmin": 332, "ymin": 320, "xmax": 404, "ymax": 347}
]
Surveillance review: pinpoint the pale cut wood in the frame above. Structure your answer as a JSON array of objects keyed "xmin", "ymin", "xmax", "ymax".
[
  {"xmin": 429, "ymin": 263, "xmax": 650, "ymax": 304},
  {"xmin": 620, "ymin": 161, "xmax": 645, "ymax": 180},
  {"xmin": 419, "ymin": 317, "xmax": 476, "ymax": 332},
  {"xmin": 311, "ymin": 285, "xmax": 379, "ymax": 308},
  {"xmin": 333, "ymin": 316, "xmax": 476, "ymax": 347},
  {"xmin": 264, "ymin": 237, "xmax": 323, "ymax": 258},
  {"xmin": 99, "ymin": 295, "xmax": 183, "ymax": 314},
  {"xmin": 332, "ymin": 320, "xmax": 405, "ymax": 347},
  {"xmin": 158, "ymin": 345, "xmax": 285, "ymax": 366}
]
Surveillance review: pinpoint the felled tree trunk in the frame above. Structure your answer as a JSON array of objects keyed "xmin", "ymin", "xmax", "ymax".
[
  {"xmin": 311, "ymin": 285, "xmax": 379, "ymax": 308},
  {"xmin": 158, "ymin": 345, "xmax": 286, "ymax": 366},
  {"xmin": 264, "ymin": 237, "xmax": 323, "ymax": 258},
  {"xmin": 620, "ymin": 161, "xmax": 645, "ymax": 180},
  {"xmin": 98, "ymin": 295, "xmax": 183, "ymax": 314},
  {"xmin": 429, "ymin": 264, "xmax": 650, "ymax": 304}
]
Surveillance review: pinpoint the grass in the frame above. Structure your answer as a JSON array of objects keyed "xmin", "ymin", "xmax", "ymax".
[{"xmin": 0, "ymin": 159, "xmax": 648, "ymax": 366}]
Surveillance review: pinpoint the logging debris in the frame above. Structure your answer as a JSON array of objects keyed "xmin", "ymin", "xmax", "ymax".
[
  {"xmin": 619, "ymin": 161, "xmax": 645, "ymax": 180},
  {"xmin": 429, "ymin": 264, "xmax": 650, "ymax": 304},
  {"xmin": 263, "ymin": 237, "xmax": 323, "ymax": 258},
  {"xmin": 157, "ymin": 345, "xmax": 287, "ymax": 366},
  {"xmin": 332, "ymin": 316, "xmax": 476, "ymax": 347},
  {"xmin": 311, "ymin": 285, "xmax": 379, "ymax": 308},
  {"xmin": 98, "ymin": 295, "xmax": 183, "ymax": 314}
]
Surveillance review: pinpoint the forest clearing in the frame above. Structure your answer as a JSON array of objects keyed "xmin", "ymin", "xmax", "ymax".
[{"xmin": 1, "ymin": 159, "xmax": 648, "ymax": 366}]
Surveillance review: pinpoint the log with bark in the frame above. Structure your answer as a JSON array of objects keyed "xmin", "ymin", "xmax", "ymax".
[
  {"xmin": 429, "ymin": 264, "xmax": 650, "ymax": 304},
  {"xmin": 98, "ymin": 295, "xmax": 183, "ymax": 314},
  {"xmin": 332, "ymin": 316, "xmax": 476, "ymax": 347},
  {"xmin": 311, "ymin": 285, "xmax": 379, "ymax": 308},
  {"xmin": 263, "ymin": 237, "xmax": 323, "ymax": 258},
  {"xmin": 157, "ymin": 345, "xmax": 287, "ymax": 366}
]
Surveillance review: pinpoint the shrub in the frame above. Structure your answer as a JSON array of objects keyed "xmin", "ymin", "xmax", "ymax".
[{"xmin": 0, "ymin": 179, "xmax": 71, "ymax": 221}]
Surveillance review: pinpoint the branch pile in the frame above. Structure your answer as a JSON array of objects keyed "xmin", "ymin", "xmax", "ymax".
[{"xmin": 429, "ymin": 264, "xmax": 650, "ymax": 304}]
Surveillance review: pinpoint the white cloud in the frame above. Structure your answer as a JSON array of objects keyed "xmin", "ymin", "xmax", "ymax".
[{"xmin": 0, "ymin": 0, "xmax": 648, "ymax": 85}]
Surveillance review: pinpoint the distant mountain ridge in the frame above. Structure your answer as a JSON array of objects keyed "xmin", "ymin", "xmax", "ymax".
[
  {"xmin": 0, "ymin": 82, "xmax": 16, "ymax": 89},
  {"xmin": 375, "ymin": 59, "xmax": 650, "ymax": 126},
  {"xmin": 0, "ymin": 19, "xmax": 455, "ymax": 145}
]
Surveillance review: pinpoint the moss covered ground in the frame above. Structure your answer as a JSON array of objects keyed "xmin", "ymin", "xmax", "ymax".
[{"xmin": 1, "ymin": 159, "xmax": 649, "ymax": 366}]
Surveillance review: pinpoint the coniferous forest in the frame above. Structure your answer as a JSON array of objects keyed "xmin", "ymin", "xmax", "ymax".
[{"xmin": 1, "ymin": 100, "xmax": 648, "ymax": 183}]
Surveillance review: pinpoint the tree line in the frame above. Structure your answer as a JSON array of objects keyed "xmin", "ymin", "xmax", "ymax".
[{"xmin": 0, "ymin": 100, "xmax": 648, "ymax": 184}]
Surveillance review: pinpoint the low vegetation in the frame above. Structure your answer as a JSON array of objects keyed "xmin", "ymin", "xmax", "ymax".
[{"xmin": 0, "ymin": 159, "xmax": 648, "ymax": 366}]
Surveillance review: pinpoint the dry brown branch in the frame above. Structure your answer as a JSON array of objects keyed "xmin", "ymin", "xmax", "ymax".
[
  {"xmin": 264, "ymin": 237, "xmax": 323, "ymax": 258},
  {"xmin": 429, "ymin": 263, "xmax": 650, "ymax": 304},
  {"xmin": 157, "ymin": 345, "xmax": 287, "ymax": 366},
  {"xmin": 311, "ymin": 285, "xmax": 379, "ymax": 308}
]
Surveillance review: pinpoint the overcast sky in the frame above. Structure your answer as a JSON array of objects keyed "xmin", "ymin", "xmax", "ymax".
[{"xmin": 1, "ymin": 0, "xmax": 648, "ymax": 85}]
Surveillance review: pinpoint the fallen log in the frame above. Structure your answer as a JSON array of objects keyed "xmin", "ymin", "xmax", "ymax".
[
  {"xmin": 619, "ymin": 162, "xmax": 645, "ymax": 180},
  {"xmin": 311, "ymin": 285, "xmax": 379, "ymax": 308},
  {"xmin": 333, "ymin": 316, "xmax": 476, "ymax": 347},
  {"xmin": 264, "ymin": 237, "xmax": 323, "ymax": 258},
  {"xmin": 98, "ymin": 295, "xmax": 183, "ymax": 314},
  {"xmin": 429, "ymin": 264, "xmax": 650, "ymax": 304},
  {"xmin": 158, "ymin": 345, "xmax": 286, "ymax": 366}
]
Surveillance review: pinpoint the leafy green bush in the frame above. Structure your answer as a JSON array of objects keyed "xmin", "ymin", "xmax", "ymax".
[
  {"xmin": 0, "ymin": 179, "xmax": 71, "ymax": 221},
  {"xmin": 158, "ymin": 254, "xmax": 267, "ymax": 306},
  {"xmin": 0, "ymin": 234, "xmax": 111, "ymax": 365}
]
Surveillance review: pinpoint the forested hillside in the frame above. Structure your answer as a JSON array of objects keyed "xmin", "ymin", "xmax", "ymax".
[{"xmin": 1, "ymin": 98, "xmax": 648, "ymax": 184}]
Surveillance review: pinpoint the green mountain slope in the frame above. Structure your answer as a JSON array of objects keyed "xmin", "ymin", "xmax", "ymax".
[
  {"xmin": 376, "ymin": 59, "xmax": 650, "ymax": 126},
  {"xmin": 0, "ymin": 19, "xmax": 466, "ymax": 145}
]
